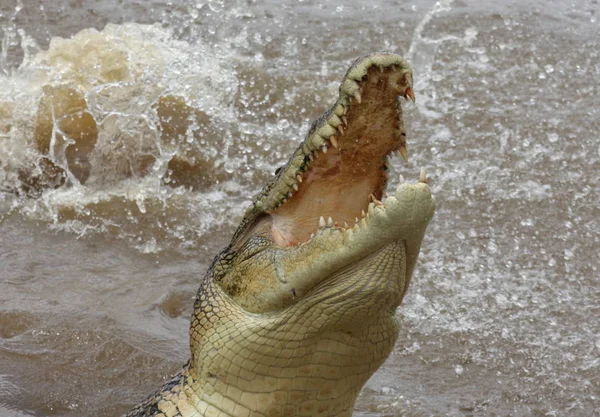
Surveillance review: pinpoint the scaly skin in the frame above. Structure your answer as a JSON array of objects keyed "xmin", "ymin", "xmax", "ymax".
[{"xmin": 125, "ymin": 53, "xmax": 435, "ymax": 417}]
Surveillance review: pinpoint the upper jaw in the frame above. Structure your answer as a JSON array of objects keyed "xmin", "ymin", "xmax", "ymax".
[{"xmin": 233, "ymin": 52, "xmax": 417, "ymax": 248}]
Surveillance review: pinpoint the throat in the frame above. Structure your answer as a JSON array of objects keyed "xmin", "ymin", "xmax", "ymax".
[
  {"xmin": 187, "ymin": 320, "xmax": 399, "ymax": 416},
  {"xmin": 270, "ymin": 175, "xmax": 381, "ymax": 246}
]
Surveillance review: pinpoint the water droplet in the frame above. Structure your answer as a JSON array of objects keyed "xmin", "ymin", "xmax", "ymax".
[
  {"xmin": 454, "ymin": 364, "xmax": 464, "ymax": 375},
  {"xmin": 277, "ymin": 119, "xmax": 290, "ymax": 131},
  {"xmin": 564, "ymin": 249, "xmax": 574, "ymax": 260},
  {"xmin": 320, "ymin": 62, "xmax": 328, "ymax": 77},
  {"xmin": 464, "ymin": 27, "xmax": 478, "ymax": 39},
  {"xmin": 224, "ymin": 161, "xmax": 235, "ymax": 174},
  {"xmin": 495, "ymin": 293, "xmax": 508, "ymax": 305},
  {"xmin": 520, "ymin": 218, "xmax": 534, "ymax": 227},
  {"xmin": 381, "ymin": 386, "xmax": 396, "ymax": 395}
]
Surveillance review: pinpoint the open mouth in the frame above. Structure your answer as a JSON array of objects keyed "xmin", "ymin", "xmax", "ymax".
[{"xmin": 266, "ymin": 54, "xmax": 421, "ymax": 247}]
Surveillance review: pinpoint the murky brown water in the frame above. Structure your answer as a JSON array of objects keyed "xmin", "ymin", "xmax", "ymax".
[{"xmin": 1, "ymin": 0, "xmax": 598, "ymax": 416}]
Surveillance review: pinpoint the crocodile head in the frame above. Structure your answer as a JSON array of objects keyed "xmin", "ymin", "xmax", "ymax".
[
  {"xmin": 132, "ymin": 53, "xmax": 435, "ymax": 417},
  {"xmin": 212, "ymin": 53, "xmax": 434, "ymax": 318}
]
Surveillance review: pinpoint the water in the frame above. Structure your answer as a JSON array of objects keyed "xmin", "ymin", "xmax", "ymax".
[{"xmin": 0, "ymin": 0, "xmax": 598, "ymax": 416}]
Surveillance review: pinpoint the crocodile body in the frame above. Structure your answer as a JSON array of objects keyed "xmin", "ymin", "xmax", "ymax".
[{"xmin": 125, "ymin": 53, "xmax": 435, "ymax": 417}]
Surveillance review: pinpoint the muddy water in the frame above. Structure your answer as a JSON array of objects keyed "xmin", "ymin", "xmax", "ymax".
[{"xmin": 0, "ymin": 0, "xmax": 598, "ymax": 416}]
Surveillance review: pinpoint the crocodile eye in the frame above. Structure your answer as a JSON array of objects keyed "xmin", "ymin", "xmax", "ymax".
[{"xmin": 275, "ymin": 166, "xmax": 284, "ymax": 175}]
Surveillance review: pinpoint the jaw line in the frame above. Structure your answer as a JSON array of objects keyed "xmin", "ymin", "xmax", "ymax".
[{"xmin": 269, "ymin": 181, "xmax": 435, "ymax": 299}]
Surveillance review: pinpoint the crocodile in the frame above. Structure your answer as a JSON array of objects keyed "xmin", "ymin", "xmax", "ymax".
[{"xmin": 125, "ymin": 52, "xmax": 435, "ymax": 417}]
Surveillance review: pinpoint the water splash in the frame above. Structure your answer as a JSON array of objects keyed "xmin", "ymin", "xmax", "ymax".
[
  {"xmin": 407, "ymin": 0, "xmax": 478, "ymax": 119},
  {"xmin": 0, "ymin": 22, "xmax": 261, "ymax": 251}
]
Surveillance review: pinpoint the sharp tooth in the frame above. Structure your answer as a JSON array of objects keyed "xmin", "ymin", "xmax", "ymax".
[
  {"xmin": 282, "ymin": 199, "xmax": 287, "ymax": 204},
  {"xmin": 353, "ymin": 89, "xmax": 362, "ymax": 104},
  {"xmin": 337, "ymin": 125, "xmax": 344, "ymax": 135},
  {"xmin": 309, "ymin": 154, "xmax": 314, "ymax": 161},
  {"xmin": 399, "ymin": 144, "xmax": 408, "ymax": 162},
  {"xmin": 327, "ymin": 217, "xmax": 334, "ymax": 227},
  {"xmin": 319, "ymin": 216, "xmax": 326, "ymax": 227},
  {"xmin": 293, "ymin": 183, "xmax": 299, "ymax": 191},
  {"xmin": 419, "ymin": 167, "xmax": 427, "ymax": 183},
  {"xmin": 342, "ymin": 116, "xmax": 348, "ymax": 126},
  {"xmin": 360, "ymin": 218, "xmax": 367, "ymax": 228},
  {"xmin": 297, "ymin": 175, "xmax": 303, "ymax": 183},
  {"xmin": 369, "ymin": 193, "xmax": 383, "ymax": 206},
  {"xmin": 355, "ymin": 217, "xmax": 359, "ymax": 223},
  {"xmin": 399, "ymin": 174, "xmax": 405, "ymax": 184},
  {"xmin": 344, "ymin": 222, "xmax": 349, "ymax": 228},
  {"xmin": 330, "ymin": 136, "xmax": 339, "ymax": 149},
  {"xmin": 404, "ymin": 86, "xmax": 416, "ymax": 103},
  {"xmin": 288, "ymin": 192, "xmax": 293, "ymax": 198},
  {"xmin": 310, "ymin": 233, "xmax": 315, "ymax": 239},
  {"xmin": 361, "ymin": 210, "xmax": 366, "ymax": 218},
  {"xmin": 322, "ymin": 145, "xmax": 328, "ymax": 154}
]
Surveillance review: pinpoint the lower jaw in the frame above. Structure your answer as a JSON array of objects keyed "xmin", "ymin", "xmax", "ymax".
[{"xmin": 272, "ymin": 182, "xmax": 434, "ymax": 294}]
